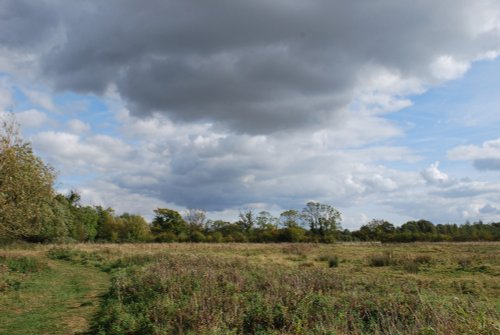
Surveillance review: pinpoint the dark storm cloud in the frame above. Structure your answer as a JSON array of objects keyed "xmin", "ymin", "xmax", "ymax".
[
  {"xmin": 3, "ymin": 0, "xmax": 495, "ymax": 133},
  {"xmin": 0, "ymin": 0, "xmax": 57, "ymax": 49}
]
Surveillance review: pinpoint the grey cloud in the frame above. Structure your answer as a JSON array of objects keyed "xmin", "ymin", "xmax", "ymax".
[
  {"xmin": 431, "ymin": 182, "xmax": 499, "ymax": 199},
  {"xmin": 479, "ymin": 204, "xmax": 500, "ymax": 215},
  {"xmin": 449, "ymin": 139, "xmax": 500, "ymax": 171},
  {"xmin": 0, "ymin": 0, "xmax": 57, "ymax": 49},
  {"xmin": 4, "ymin": 0, "xmax": 497, "ymax": 133},
  {"xmin": 473, "ymin": 158, "xmax": 500, "ymax": 171}
]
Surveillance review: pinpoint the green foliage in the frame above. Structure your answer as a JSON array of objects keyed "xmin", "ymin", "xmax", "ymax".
[
  {"xmin": 0, "ymin": 115, "xmax": 55, "ymax": 240},
  {"xmin": 279, "ymin": 226, "xmax": 306, "ymax": 242},
  {"xmin": 279, "ymin": 209, "xmax": 301, "ymax": 228},
  {"xmin": 238, "ymin": 209, "xmax": 256, "ymax": 232},
  {"xmin": 302, "ymin": 202, "xmax": 342, "ymax": 240},
  {"xmin": 120, "ymin": 213, "xmax": 152, "ymax": 242},
  {"xmin": 152, "ymin": 208, "xmax": 188, "ymax": 237}
]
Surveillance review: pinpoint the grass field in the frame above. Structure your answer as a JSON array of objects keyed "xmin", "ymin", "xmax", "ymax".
[{"xmin": 1, "ymin": 242, "xmax": 499, "ymax": 334}]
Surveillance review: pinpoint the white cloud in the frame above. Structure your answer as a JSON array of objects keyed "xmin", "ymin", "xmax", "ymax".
[
  {"xmin": 67, "ymin": 119, "xmax": 90, "ymax": 134},
  {"xmin": 431, "ymin": 55, "xmax": 470, "ymax": 81},
  {"xmin": 448, "ymin": 138, "xmax": 500, "ymax": 170},
  {"xmin": 15, "ymin": 109, "xmax": 48, "ymax": 128},
  {"xmin": 421, "ymin": 162, "xmax": 455, "ymax": 186},
  {"xmin": 77, "ymin": 180, "xmax": 172, "ymax": 219}
]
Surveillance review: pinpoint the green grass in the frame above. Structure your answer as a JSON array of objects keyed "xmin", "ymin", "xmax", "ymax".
[
  {"xmin": 1, "ymin": 242, "xmax": 499, "ymax": 334},
  {"xmin": 0, "ymin": 255, "xmax": 109, "ymax": 335}
]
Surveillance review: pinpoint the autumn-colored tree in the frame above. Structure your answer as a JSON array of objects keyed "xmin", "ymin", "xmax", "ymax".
[{"xmin": 0, "ymin": 114, "xmax": 55, "ymax": 240}]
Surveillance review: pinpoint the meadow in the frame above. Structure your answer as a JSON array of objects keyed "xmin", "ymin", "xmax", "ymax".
[{"xmin": 1, "ymin": 242, "xmax": 499, "ymax": 334}]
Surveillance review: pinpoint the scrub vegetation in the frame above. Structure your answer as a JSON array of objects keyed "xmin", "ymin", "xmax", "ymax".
[{"xmin": 1, "ymin": 242, "xmax": 499, "ymax": 334}]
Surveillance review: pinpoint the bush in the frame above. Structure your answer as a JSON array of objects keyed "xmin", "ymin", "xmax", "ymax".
[
  {"xmin": 368, "ymin": 251, "xmax": 394, "ymax": 267},
  {"xmin": 328, "ymin": 256, "xmax": 339, "ymax": 268},
  {"xmin": 317, "ymin": 255, "xmax": 339, "ymax": 267}
]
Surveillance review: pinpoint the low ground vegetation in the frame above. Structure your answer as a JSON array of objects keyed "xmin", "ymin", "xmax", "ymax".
[{"xmin": 1, "ymin": 242, "xmax": 498, "ymax": 334}]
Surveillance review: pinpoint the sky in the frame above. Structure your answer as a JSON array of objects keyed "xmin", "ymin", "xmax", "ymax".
[{"xmin": 1, "ymin": 0, "xmax": 500, "ymax": 229}]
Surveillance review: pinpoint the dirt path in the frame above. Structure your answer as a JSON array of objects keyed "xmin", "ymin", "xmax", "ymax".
[{"xmin": 0, "ymin": 260, "xmax": 109, "ymax": 335}]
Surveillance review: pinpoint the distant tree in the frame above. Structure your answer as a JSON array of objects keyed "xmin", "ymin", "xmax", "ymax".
[
  {"xmin": 0, "ymin": 114, "xmax": 56, "ymax": 240},
  {"xmin": 279, "ymin": 209, "xmax": 301, "ymax": 228},
  {"xmin": 356, "ymin": 219, "xmax": 395, "ymax": 241},
  {"xmin": 184, "ymin": 208, "xmax": 207, "ymax": 231},
  {"xmin": 256, "ymin": 211, "xmax": 278, "ymax": 229},
  {"xmin": 400, "ymin": 219, "xmax": 435, "ymax": 234},
  {"xmin": 120, "ymin": 213, "xmax": 151, "ymax": 242},
  {"xmin": 238, "ymin": 209, "xmax": 255, "ymax": 232},
  {"xmin": 279, "ymin": 226, "xmax": 306, "ymax": 242},
  {"xmin": 152, "ymin": 208, "xmax": 188, "ymax": 236},
  {"xmin": 95, "ymin": 207, "xmax": 125, "ymax": 242},
  {"xmin": 73, "ymin": 205, "xmax": 100, "ymax": 242},
  {"xmin": 301, "ymin": 202, "xmax": 342, "ymax": 240}
]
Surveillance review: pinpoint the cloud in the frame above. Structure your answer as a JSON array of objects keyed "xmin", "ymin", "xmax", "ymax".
[
  {"xmin": 15, "ymin": 109, "xmax": 48, "ymax": 129},
  {"xmin": 421, "ymin": 162, "xmax": 455, "ymax": 186},
  {"xmin": 448, "ymin": 138, "xmax": 500, "ymax": 170},
  {"xmin": 0, "ymin": 0, "xmax": 58, "ymax": 49},
  {"xmin": 67, "ymin": 119, "xmax": 90, "ymax": 134},
  {"xmin": 479, "ymin": 204, "xmax": 500, "ymax": 214},
  {"xmin": 23, "ymin": 89, "xmax": 56, "ymax": 111},
  {"xmin": 0, "ymin": 84, "xmax": 13, "ymax": 111},
  {"xmin": 1, "ymin": 0, "xmax": 499, "ymax": 134},
  {"xmin": 3, "ymin": 1, "xmax": 500, "ymax": 225},
  {"xmin": 32, "ymin": 131, "xmax": 137, "ymax": 173},
  {"xmin": 430, "ymin": 55, "xmax": 470, "ymax": 80}
]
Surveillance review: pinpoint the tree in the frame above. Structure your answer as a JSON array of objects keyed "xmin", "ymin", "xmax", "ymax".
[
  {"xmin": 184, "ymin": 208, "xmax": 207, "ymax": 231},
  {"xmin": 0, "ymin": 115, "xmax": 56, "ymax": 240},
  {"xmin": 279, "ymin": 209, "xmax": 301, "ymax": 228},
  {"xmin": 400, "ymin": 220, "xmax": 435, "ymax": 234},
  {"xmin": 96, "ymin": 207, "xmax": 122, "ymax": 242},
  {"xmin": 256, "ymin": 211, "xmax": 278, "ymax": 230},
  {"xmin": 301, "ymin": 202, "xmax": 342, "ymax": 240},
  {"xmin": 152, "ymin": 208, "xmax": 188, "ymax": 236},
  {"xmin": 357, "ymin": 219, "xmax": 395, "ymax": 241},
  {"xmin": 120, "ymin": 213, "xmax": 151, "ymax": 242},
  {"xmin": 238, "ymin": 209, "xmax": 255, "ymax": 232}
]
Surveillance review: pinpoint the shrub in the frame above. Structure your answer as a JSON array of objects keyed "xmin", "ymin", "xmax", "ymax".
[
  {"xmin": 368, "ymin": 251, "xmax": 394, "ymax": 267},
  {"xmin": 328, "ymin": 256, "xmax": 339, "ymax": 268},
  {"xmin": 317, "ymin": 255, "xmax": 339, "ymax": 268}
]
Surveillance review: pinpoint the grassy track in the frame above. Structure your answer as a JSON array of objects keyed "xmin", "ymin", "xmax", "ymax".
[{"xmin": 0, "ymin": 259, "xmax": 109, "ymax": 335}]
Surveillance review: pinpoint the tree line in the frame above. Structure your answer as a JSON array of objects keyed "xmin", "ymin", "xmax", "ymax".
[{"xmin": 1, "ymin": 114, "xmax": 499, "ymax": 244}]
